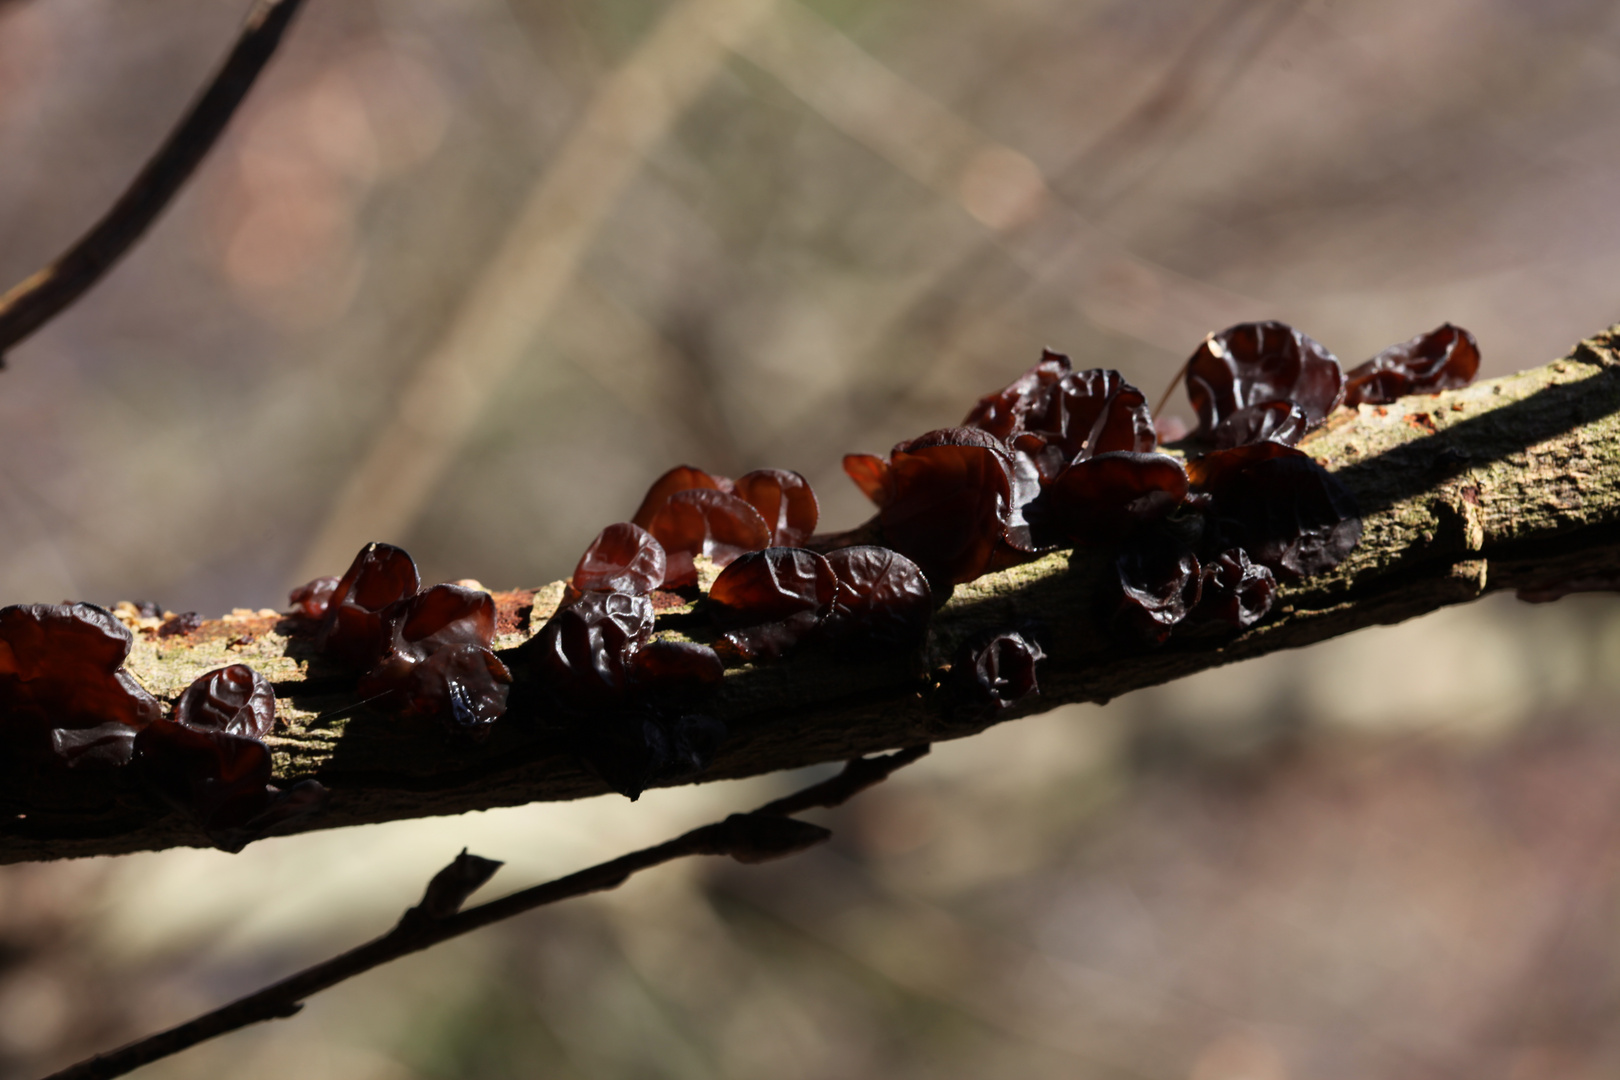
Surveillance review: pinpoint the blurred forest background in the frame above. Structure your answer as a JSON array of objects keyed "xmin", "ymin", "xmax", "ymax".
[{"xmin": 3, "ymin": 0, "xmax": 1620, "ymax": 1076}]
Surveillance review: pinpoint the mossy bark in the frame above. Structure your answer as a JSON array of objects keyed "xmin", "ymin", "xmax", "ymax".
[{"xmin": 8, "ymin": 325, "xmax": 1620, "ymax": 863}]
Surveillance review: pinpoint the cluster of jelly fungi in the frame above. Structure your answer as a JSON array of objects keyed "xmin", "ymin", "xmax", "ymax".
[
  {"xmin": 1, "ymin": 318, "xmax": 1474, "ymax": 838},
  {"xmin": 0, "ymin": 604, "xmax": 325, "ymax": 851},
  {"xmin": 297, "ymin": 542, "xmax": 512, "ymax": 739},
  {"xmin": 136, "ymin": 664, "xmax": 327, "ymax": 853}
]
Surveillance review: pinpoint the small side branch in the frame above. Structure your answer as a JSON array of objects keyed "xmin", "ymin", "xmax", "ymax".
[
  {"xmin": 41, "ymin": 744, "xmax": 930, "ymax": 1080},
  {"xmin": 0, "ymin": 0, "xmax": 307, "ymax": 362}
]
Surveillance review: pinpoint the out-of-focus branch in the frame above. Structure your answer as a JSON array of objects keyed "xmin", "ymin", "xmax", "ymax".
[
  {"xmin": 291, "ymin": 0, "xmax": 773, "ymax": 582},
  {"xmin": 41, "ymin": 745, "xmax": 928, "ymax": 1080},
  {"xmin": 0, "ymin": 0, "xmax": 307, "ymax": 362}
]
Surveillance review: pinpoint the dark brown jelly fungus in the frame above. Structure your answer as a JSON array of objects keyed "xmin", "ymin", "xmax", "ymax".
[
  {"xmin": 1189, "ymin": 444, "xmax": 1362, "ymax": 580},
  {"xmin": 573, "ymin": 522, "xmax": 666, "ymax": 595},
  {"xmin": 1344, "ymin": 323, "xmax": 1481, "ymax": 407},
  {"xmin": 288, "ymin": 576, "xmax": 340, "ymax": 621},
  {"xmin": 157, "ymin": 612, "xmax": 204, "ymax": 638},
  {"xmin": 648, "ymin": 488, "xmax": 771, "ymax": 589},
  {"xmin": 732, "ymin": 469, "xmax": 820, "ymax": 547},
  {"xmin": 1186, "ymin": 321, "xmax": 1345, "ymax": 438},
  {"xmin": 359, "ymin": 644, "xmax": 512, "ymax": 738},
  {"xmin": 1211, "ymin": 401, "xmax": 1309, "ymax": 450},
  {"xmin": 964, "ymin": 352, "xmax": 1155, "ymax": 480},
  {"xmin": 1187, "ymin": 548, "xmax": 1276, "ymax": 631},
  {"xmin": 628, "ymin": 640, "xmax": 725, "ymax": 704},
  {"xmin": 134, "ymin": 719, "xmax": 327, "ymax": 852},
  {"xmin": 396, "ymin": 584, "xmax": 496, "ymax": 654},
  {"xmin": 1114, "ymin": 537, "xmax": 1202, "ymax": 644},
  {"xmin": 573, "ymin": 708, "xmax": 727, "ymax": 800},
  {"xmin": 316, "ymin": 542, "xmax": 421, "ymax": 667},
  {"xmin": 1045, "ymin": 452, "xmax": 1189, "ymax": 546},
  {"xmin": 818, "ymin": 546, "xmax": 932, "ymax": 654},
  {"xmin": 0, "ymin": 603, "xmax": 160, "ymax": 769},
  {"xmin": 528, "ymin": 591, "xmax": 655, "ymax": 707},
  {"xmin": 175, "ymin": 664, "xmax": 276, "ymax": 739},
  {"xmin": 630, "ymin": 465, "xmax": 730, "ymax": 529},
  {"xmin": 708, "ymin": 547, "xmax": 837, "ymax": 660},
  {"xmin": 947, "ymin": 630, "xmax": 1046, "ymax": 716},
  {"xmin": 866, "ymin": 427, "xmax": 1034, "ymax": 588}
]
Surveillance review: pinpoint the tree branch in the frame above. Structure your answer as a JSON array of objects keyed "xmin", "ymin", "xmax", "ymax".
[
  {"xmin": 7, "ymin": 326, "xmax": 1620, "ymax": 863},
  {"xmin": 0, "ymin": 0, "xmax": 307, "ymax": 362},
  {"xmin": 41, "ymin": 745, "xmax": 928, "ymax": 1080}
]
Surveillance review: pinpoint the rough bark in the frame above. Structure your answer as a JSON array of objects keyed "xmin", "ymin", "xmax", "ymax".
[{"xmin": 8, "ymin": 325, "xmax": 1620, "ymax": 863}]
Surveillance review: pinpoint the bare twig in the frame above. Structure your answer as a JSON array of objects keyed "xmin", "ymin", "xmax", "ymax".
[
  {"xmin": 0, "ymin": 0, "xmax": 307, "ymax": 362},
  {"xmin": 41, "ymin": 744, "xmax": 930, "ymax": 1080}
]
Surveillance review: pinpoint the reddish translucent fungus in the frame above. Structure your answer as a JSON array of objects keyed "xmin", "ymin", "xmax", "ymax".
[
  {"xmin": 359, "ymin": 643, "xmax": 512, "ymax": 738},
  {"xmin": 1188, "ymin": 548, "xmax": 1276, "ymax": 631},
  {"xmin": 733, "ymin": 469, "xmax": 819, "ymax": 547},
  {"xmin": 628, "ymin": 640, "xmax": 725, "ymax": 702},
  {"xmin": 842, "ymin": 453, "xmax": 893, "ymax": 508},
  {"xmin": 395, "ymin": 584, "xmax": 496, "ymax": 654},
  {"xmin": 1186, "ymin": 322, "xmax": 1344, "ymax": 437},
  {"xmin": 174, "ymin": 664, "xmax": 276, "ymax": 738},
  {"xmin": 527, "ymin": 591, "xmax": 655, "ymax": 706},
  {"xmin": 573, "ymin": 523, "xmax": 666, "ymax": 595},
  {"xmin": 819, "ymin": 546, "xmax": 933, "ymax": 653},
  {"xmin": 134, "ymin": 717, "xmax": 327, "ymax": 853},
  {"xmin": 647, "ymin": 489, "xmax": 771, "ymax": 589},
  {"xmin": 1345, "ymin": 323, "xmax": 1481, "ymax": 407},
  {"xmin": 317, "ymin": 542, "xmax": 421, "ymax": 667},
  {"xmin": 964, "ymin": 352, "xmax": 1155, "ymax": 481},
  {"xmin": 288, "ymin": 576, "xmax": 340, "ymax": 621},
  {"xmin": 630, "ymin": 465, "xmax": 729, "ymax": 529},
  {"xmin": 856, "ymin": 427, "xmax": 1034, "ymax": 588},
  {"xmin": 947, "ymin": 630, "xmax": 1046, "ymax": 715},
  {"xmin": 1044, "ymin": 452, "xmax": 1190, "ymax": 545},
  {"xmin": 0, "ymin": 603, "xmax": 160, "ymax": 769},
  {"xmin": 708, "ymin": 547, "xmax": 837, "ymax": 660},
  {"xmin": 1211, "ymin": 401, "xmax": 1309, "ymax": 449},
  {"xmin": 1114, "ymin": 538, "xmax": 1201, "ymax": 643},
  {"xmin": 1189, "ymin": 444, "xmax": 1362, "ymax": 580}
]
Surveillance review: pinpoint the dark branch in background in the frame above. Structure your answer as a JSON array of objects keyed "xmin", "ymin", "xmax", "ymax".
[
  {"xmin": 0, "ymin": 0, "xmax": 307, "ymax": 363},
  {"xmin": 42, "ymin": 745, "xmax": 930, "ymax": 1080}
]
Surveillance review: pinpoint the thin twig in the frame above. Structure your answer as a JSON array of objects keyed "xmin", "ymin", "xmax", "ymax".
[
  {"xmin": 42, "ymin": 744, "xmax": 930, "ymax": 1080},
  {"xmin": 0, "ymin": 0, "xmax": 308, "ymax": 362}
]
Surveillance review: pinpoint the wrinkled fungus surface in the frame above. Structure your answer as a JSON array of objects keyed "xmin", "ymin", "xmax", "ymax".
[
  {"xmin": 317, "ymin": 542, "xmax": 421, "ymax": 667},
  {"xmin": 573, "ymin": 523, "xmax": 666, "ymax": 595},
  {"xmin": 820, "ymin": 546, "xmax": 932, "ymax": 654},
  {"xmin": 946, "ymin": 630, "xmax": 1046, "ymax": 718},
  {"xmin": 708, "ymin": 547, "xmax": 837, "ymax": 660},
  {"xmin": 0, "ymin": 603, "xmax": 159, "ymax": 769},
  {"xmin": 1114, "ymin": 537, "xmax": 1202, "ymax": 644},
  {"xmin": 851, "ymin": 427, "xmax": 1034, "ymax": 588},
  {"xmin": 174, "ymin": 663, "xmax": 275, "ymax": 738},
  {"xmin": 1211, "ymin": 401, "xmax": 1309, "ymax": 449},
  {"xmin": 964, "ymin": 352, "xmax": 1155, "ymax": 481},
  {"xmin": 1345, "ymin": 323, "xmax": 1481, "ymax": 407},
  {"xmin": 136, "ymin": 666, "xmax": 327, "ymax": 852},
  {"xmin": 314, "ymin": 545, "xmax": 510, "ymax": 737},
  {"xmin": 287, "ymin": 576, "xmax": 339, "ymax": 621},
  {"xmin": 1186, "ymin": 321, "xmax": 1344, "ymax": 437},
  {"xmin": 1189, "ymin": 549, "xmax": 1276, "ymax": 631}
]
